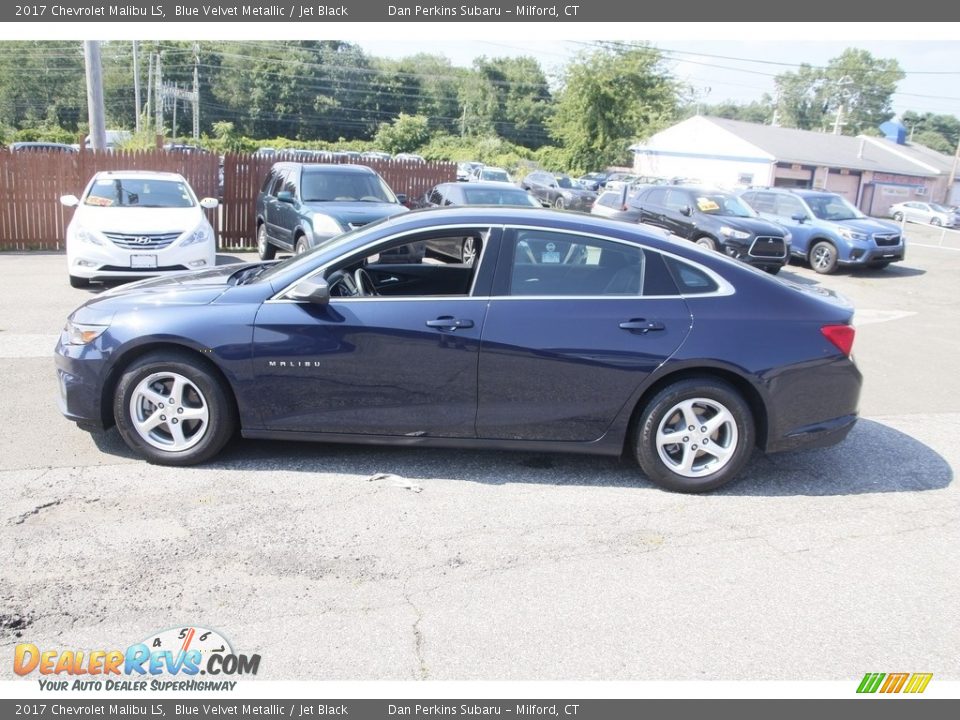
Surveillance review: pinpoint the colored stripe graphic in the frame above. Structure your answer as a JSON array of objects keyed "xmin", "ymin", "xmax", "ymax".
[
  {"xmin": 857, "ymin": 673, "xmax": 885, "ymax": 693},
  {"xmin": 880, "ymin": 673, "xmax": 910, "ymax": 693},
  {"xmin": 904, "ymin": 673, "xmax": 933, "ymax": 694}
]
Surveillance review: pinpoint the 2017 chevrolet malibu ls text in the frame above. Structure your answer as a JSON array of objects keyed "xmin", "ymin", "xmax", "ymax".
[{"xmin": 55, "ymin": 208, "xmax": 862, "ymax": 493}]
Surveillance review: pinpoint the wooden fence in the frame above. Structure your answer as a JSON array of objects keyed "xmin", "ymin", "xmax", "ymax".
[{"xmin": 0, "ymin": 150, "xmax": 456, "ymax": 251}]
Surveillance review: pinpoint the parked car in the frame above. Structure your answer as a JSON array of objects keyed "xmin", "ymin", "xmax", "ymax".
[
  {"xmin": 360, "ymin": 150, "xmax": 392, "ymax": 161},
  {"xmin": 456, "ymin": 161, "xmax": 484, "ymax": 181},
  {"xmin": 469, "ymin": 166, "xmax": 512, "ymax": 183},
  {"xmin": 739, "ymin": 188, "xmax": 906, "ymax": 274},
  {"xmin": 603, "ymin": 173, "xmax": 638, "ymax": 191},
  {"xmin": 590, "ymin": 186, "xmax": 642, "ymax": 223},
  {"xmin": 255, "ymin": 162, "xmax": 408, "ymax": 259},
  {"xmin": 393, "ymin": 153, "xmax": 426, "ymax": 163},
  {"xmin": 9, "ymin": 141, "xmax": 77, "ymax": 153},
  {"xmin": 632, "ymin": 186, "xmax": 790, "ymax": 274},
  {"xmin": 522, "ymin": 171, "xmax": 597, "ymax": 210},
  {"xmin": 59, "ymin": 170, "xmax": 218, "ymax": 288},
  {"xmin": 83, "ymin": 130, "xmax": 132, "ymax": 150},
  {"xmin": 577, "ymin": 172, "xmax": 609, "ymax": 191},
  {"xmin": 422, "ymin": 181, "xmax": 541, "ymax": 209},
  {"xmin": 55, "ymin": 206, "xmax": 861, "ymax": 493},
  {"xmin": 888, "ymin": 200, "xmax": 957, "ymax": 228}
]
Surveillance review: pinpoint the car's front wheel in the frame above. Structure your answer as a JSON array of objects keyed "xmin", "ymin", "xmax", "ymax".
[
  {"xmin": 257, "ymin": 223, "xmax": 276, "ymax": 261},
  {"xmin": 810, "ymin": 241, "xmax": 838, "ymax": 274},
  {"xmin": 554, "ymin": 196, "xmax": 566, "ymax": 209},
  {"xmin": 695, "ymin": 236, "xmax": 718, "ymax": 252},
  {"xmin": 635, "ymin": 378, "xmax": 755, "ymax": 493},
  {"xmin": 114, "ymin": 352, "xmax": 236, "ymax": 466},
  {"xmin": 931, "ymin": 217, "xmax": 942, "ymax": 227},
  {"xmin": 892, "ymin": 212, "xmax": 904, "ymax": 222},
  {"xmin": 295, "ymin": 235, "xmax": 310, "ymax": 255}
]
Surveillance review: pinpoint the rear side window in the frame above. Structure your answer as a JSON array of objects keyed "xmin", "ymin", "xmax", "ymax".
[{"xmin": 663, "ymin": 256, "xmax": 719, "ymax": 295}]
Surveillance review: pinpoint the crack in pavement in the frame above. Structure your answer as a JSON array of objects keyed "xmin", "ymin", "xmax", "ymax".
[{"xmin": 11, "ymin": 499, "xmax": 62, "ymax": 526}]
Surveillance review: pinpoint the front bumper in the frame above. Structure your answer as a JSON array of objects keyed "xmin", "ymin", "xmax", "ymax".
[
  {"xmin": 67, "ymin": 244, "xmax": 216, "ymax": 281},
  {"xmin": 840, "ymin": 245, "xmax": 905, "ymax": 265},
  {"xmin": 55, "ymin": 334, "xmax": 110, "ymax": 431}
]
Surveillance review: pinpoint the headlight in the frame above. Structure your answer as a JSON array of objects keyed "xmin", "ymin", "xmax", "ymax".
[
  {"xmin": 64, "ymin": 320, "xmax": 107, "ymax": 345},
  {"xmin": 719, "ymin": 226, "xmax": 751, "ymax": 240},
  {"xmin": 72, "ymin": 225, "xmax": 103, "ymax": 246},
  {"xmin": 839, "ymin": 228, "xmax": 868, "ymax": 242},
  {"xmin": 310, "ymin": 214, "xmax": 343, "ymax": 236},
  {"xmin": 180, "ymin": 224, "xmax": 213, "ymax": 247}
]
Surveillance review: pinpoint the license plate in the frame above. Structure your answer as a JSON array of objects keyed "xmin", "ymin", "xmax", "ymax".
[
  {"xmin": 130, "ymin": 254, "xmax": 158, "ymax": 269},
  {"xmin": 541, "ymin": 251, "xmax": 561, "ymax": 264}
]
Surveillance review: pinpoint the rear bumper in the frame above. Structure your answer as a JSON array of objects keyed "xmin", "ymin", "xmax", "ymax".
[{"xmin": 765, "ymin": 412, "xmax": 858, "ymax": 453}]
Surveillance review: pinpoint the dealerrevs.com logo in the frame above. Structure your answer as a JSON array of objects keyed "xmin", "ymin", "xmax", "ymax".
[
  {"xmin": 857, "ymin": 673, "xmax": 933, "ymax": 694},
  {"xmin": 14, "ymin": 626, "xmax": 260, "ymax": 691}
]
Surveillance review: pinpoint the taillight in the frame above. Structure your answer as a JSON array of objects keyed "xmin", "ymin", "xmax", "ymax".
[{"xmin": 821, "ymin": 324, "xmax": 855, "ymax": 357}]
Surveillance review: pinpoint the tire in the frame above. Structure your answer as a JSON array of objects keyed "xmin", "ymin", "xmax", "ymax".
[
  {"xmin": 69, "ymin": 275, "xmax": 90, "ymax": 288},
  {"xmin": 554, "ymin": 196, "xmax": 566, "ymax": 210},
  {"xmin": 460, "ymin": 237, "xmax": 477, "ymax": 264},
  {"xmin": 257, "ymin": 223, "xmax": 276, "ymax": 261},
  {"xmin": 295, "ymin": 235, "xmax": 309, "ymax": 255},
  {"xmin": 113, "ymin": 351, "xmax": 236, "ymax": 466},
  {"xmin": 694, "ymin": 236, "xmax": 718, "ymax": 252},
  {"xmin": 867, "ymin": 261, "xmax": 890, "ymax": 270},
  {"xmin": 634, "ymin": 378, "xmax": 755, "ymax": 493},
  {"xmin": 809, "ymin": 241, "xmax": 838, "ymax": 274},
  {"xmin": 892, "ymin": 212, "xmax": 904, "ymax": 222},
  {"xmin": 931, "ymin": 217, "xmax": 942, "ymax": 227}
]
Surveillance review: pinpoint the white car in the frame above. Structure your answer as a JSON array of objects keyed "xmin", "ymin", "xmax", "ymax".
[
  {"xmin": 469, "ymin": 166, "xmax": 512, "ymax": 183},
  {"xmin": 889, "ymin": 200, "xmax": 957, "ymax": 228},
  {"xmin": 60, "ymin": 171, "xmax": 218, "ymax": 288}
]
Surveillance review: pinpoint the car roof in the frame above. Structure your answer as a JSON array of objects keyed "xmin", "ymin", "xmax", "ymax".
[
  {"xmin": 91, "ymin": 170, "xmax": 186, "ymax": 180},
  {"xmin": 274, "ymin": 162, "xmax": 378, "ymax": 174}
]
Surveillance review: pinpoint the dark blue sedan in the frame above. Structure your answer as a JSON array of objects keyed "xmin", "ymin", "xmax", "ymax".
[{"xmin": 55, "ymin": 207, "xmax": 862, "ymax": 492}]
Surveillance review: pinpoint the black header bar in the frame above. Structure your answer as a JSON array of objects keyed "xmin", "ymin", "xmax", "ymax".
[{"xmin": 3, "ymin": 1, "xmax": 958, "ymax": 22}]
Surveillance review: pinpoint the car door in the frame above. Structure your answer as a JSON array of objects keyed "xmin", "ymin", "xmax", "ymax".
[
  {"xmin": 636, "ymin": 187, "xmax": 670, "ymax": 230},
  {"xmin": 250, "ymin": 226, "xmax": 500, "ymax": 437},
  {"xmin": 264, "ymin": 169, "xmax": 289, "ymax": 244},
  {"xmin": 476, "ymin": 228, "xmax": 692, "ymax": 442},
  {"xmin": 660, "ymin": 188, "xmax": 697, "ymax": 238},
  {"xmin": 273, "ymin": 166, "xmax": 301, "ymax": 250}
]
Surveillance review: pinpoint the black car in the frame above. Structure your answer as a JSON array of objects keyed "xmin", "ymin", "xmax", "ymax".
[
  {"xmin": 56, "ymin": 207, "xmax": 862, "ymax": 493},
  {"xmin": 422, "ymin": 181, "xmax": 541, "ymax": 209},
  {"xmin": 255, "ymin": 163, "xmax": 408, "ymax": 258},
  {"xmin": 521, "ymin": 171, "xmax": 597, "ymax": 211},
  {"xmin": 632, "ymin": 186, "xmax": 790, "ymax": 274}
]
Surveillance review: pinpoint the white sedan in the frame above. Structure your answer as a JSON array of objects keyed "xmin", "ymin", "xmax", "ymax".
[
  {"xmin": 889, "ymin": 200, "xmax": 957, "ymax": 228},
  {"xmin": 61, "ymin": 171, "xmax": 218, "ymax": 288}
]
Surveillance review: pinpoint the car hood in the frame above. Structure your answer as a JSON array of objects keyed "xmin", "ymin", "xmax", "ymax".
[
  {"xmin": 818, "ymin": 217, "xmax": 900, "ymax": 234},
  {"xmin": 72, "ymin": 206, "xmax": 204, "ymax": 233},
  {"xmin": 302, "ymin": 201, "xmax": 408, "ymax": 227},
  {"xmin": 708, "ymin": 215, "xmax": 786, "ymax": 236}
]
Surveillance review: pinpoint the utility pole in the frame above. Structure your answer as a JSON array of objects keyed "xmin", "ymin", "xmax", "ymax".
[
  {"xmin": 146, "ymin": 52, "xmax": 153, "ymax": 131},
  {"xmin": 171, "ymin": 85, "xmax": 178, "ymax": 141},
  {"xmin": 133, "ymin": 40, "xmax": 141, "ymax": 133},
  {"xmin": 832, "ymin": 75, "xmax": 854, "ymax": 136},
  {"xmin": 83, "ymin": 41, "xmax": 107, "ymax": 151},
  {"xmin": 193, "ymin": 42, "xmax": 200, "ymax": 140},
  {"xmin": 154, "ymin": 51, "xmax": 163, "ymax": 143},
  {"xmin": 946, "ymin": 134, "xmax": 960, "ymax": 205}
]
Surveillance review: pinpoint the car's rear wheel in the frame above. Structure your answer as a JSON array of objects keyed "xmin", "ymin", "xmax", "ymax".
[
  {"xmin": 257, "ymin": 223, "xmax": 276, "ymax": 261},
  {"xmin": 810, "ymin": 241, "xmax": 838, "ymax": 274},
  {"xmin": 69, "ymin": 275, "xmax": 90, "ymax": 288},
  {"xmin": 295, "ymin": 235, "xmax": 309, "ymax": 255},
  {"xmin": 461, "ymin": 237, "xmax": 477, "ymax": 264},
  {"xmin": 695, "ymin": 236, "xmax": 718, "ymax": 252},
  {"xmin": 635, "ymin": 378, "xmax": 754, "ymax": 493},
  {"xmin": 114, "ymin": 352, "xmax": 235, "ymax": 466}
]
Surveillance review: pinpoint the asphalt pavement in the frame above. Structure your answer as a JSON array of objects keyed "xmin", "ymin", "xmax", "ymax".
[{"xmin": 0, "ymin": 224, "xmax": 957, "ymax": 681}]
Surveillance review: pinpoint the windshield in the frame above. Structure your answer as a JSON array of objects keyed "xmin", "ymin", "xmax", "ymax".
[
  {"xmin": 481, "ymin": 169, "xmax": 510, "ymax": 182},
  {"xmin": 254, "ymin": 220, "xmax": 385, "ymax": 284},
  {"xmin": 301, "ymin": 171, "xmax": 397, "ymax": 203},
  {"xmin": 84, "ymin": 178, "xmax": 195, "ymax": 208},
  {"xmin": 556, "ymin": 176, "xmax": 577, "ymax": 189},
  {"xmin": 462, "ymin": 188, "xmax": 539, "ymax": 206},
  {"xmin": 804, "ymin": 194, "xmax": 865, "ymax": 221},
  {"xmin": 694, "ymin": 193, "xmax": 755, "ymax": 218}
]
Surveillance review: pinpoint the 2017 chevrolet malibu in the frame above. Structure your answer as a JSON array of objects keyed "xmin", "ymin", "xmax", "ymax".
[{"xmin": 55, "ymin": 208, "xmax": 862, "ymax": 492}]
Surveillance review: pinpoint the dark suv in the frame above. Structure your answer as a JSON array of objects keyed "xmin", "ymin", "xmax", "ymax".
[
  {"xmin": 255, "ymin": 163, "xmax": 408, "ymax": 258},
  {"xmin": 631, "ymin": 185, "xmax": 790, "ymax": 274}
]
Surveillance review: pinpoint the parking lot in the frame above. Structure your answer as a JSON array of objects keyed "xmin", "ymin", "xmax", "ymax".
[{"xmin": 1, "ymin": 222, "xmax": 958, "ymax": 681}]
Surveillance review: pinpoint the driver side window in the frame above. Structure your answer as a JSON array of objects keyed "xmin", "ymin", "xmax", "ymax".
[{"xmin": 325, "ymin": 228, "xmax": 490, "ymax": 299}]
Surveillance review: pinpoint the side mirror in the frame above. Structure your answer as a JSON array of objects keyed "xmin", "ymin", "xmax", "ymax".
[
  {"xmin": 396, "ymin": 193, "xmax": 407, "ymax": 204},
  {"xmin": 791, "ymin": 212, "xmax": 808, "ymax": 223},
  {"xmin": 276, "ymin": 190, "xmax": 295, "ymax": 204},
  {"xmin": 286, "ymin": 277, "xmax": 330, "ymax": 304},
  {"xmin": 199, "ymin": 197, "xmax": 219, "ymax": 209},
  {"xmin": 680, "ymin": 205, "xmax": 692, "ymax": 217},
  {"xmin": 60, "ymin": 194, "xmax": 80, "ymax": 208}
]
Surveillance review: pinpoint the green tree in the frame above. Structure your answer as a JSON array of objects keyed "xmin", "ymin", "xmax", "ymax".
[
  {"xmin": 774, "ymin": 49, "xmax": 904, "ymax": 134},
  {"xmin": 548, "ymin": 43, "xmax": 680, "ymax": 172},
  {"xmin": 0, "ymin": 41, "xmax": 85, "ymax": 131},
  {"xmin": 373, "ymin": 113, "xmax": 431, "ymax": 154},
  {"xmin": 902, "ymin": 110, "xmax": 960, "ymax": 152}
]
